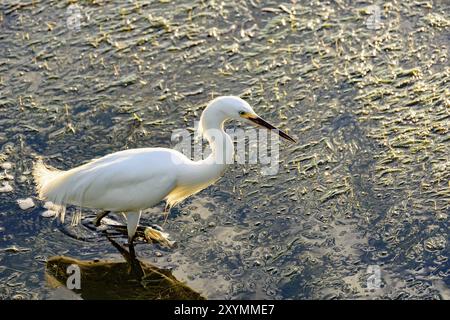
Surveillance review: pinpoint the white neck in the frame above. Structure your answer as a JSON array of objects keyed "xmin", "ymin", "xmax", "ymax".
[
  {"xmin": 199, "ymin": 109, "xmax": 234, "ymax": 166},
  {"xmin": 174, "ymin": 105, "xmax": 234, "ymax": 192},
  {"xmin": 166, "ymin": 111, "xmax": 234, "ymax": 208}
]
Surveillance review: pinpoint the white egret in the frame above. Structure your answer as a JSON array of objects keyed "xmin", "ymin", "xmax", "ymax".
[{"xmin": 33, "ymin": 96, "xmax": 295, "ymax": 245}]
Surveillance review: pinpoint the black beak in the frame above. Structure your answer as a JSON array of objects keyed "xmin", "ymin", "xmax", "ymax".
[{"xmin": 248, "ymin": 116, "xmax": 296, "ymax": 143}]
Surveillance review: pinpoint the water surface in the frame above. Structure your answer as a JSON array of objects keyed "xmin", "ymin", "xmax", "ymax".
[{"xmin": 0, "ymin": 0, "xmax": 449, "ymax": 299}]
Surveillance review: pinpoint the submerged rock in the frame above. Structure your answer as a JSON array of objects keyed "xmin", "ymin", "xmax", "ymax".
[
  {"xmin": 41, "ymin": 210, "xmax": 57, "ymax": 218},
  {"xmin": 17, "ymin": 198, "xmax": 35, "ymax": 210},
  {"xmin": 0, "ymin": 182, "xmax": 13, "ymax": 193},
  {"xmin": 424, "ymin": 236, "xmax": 446, "ymax": 252},
  {"xmin": 41, "ymin": 201, "xmax": 58, "ymax": 218},
  {"xmin": 0, "ymin": 172, "xmax": 14, "ymax": 180},
  {"xmin": 0, "ymin": 162, "xmax": 12, "ymax": 170}
]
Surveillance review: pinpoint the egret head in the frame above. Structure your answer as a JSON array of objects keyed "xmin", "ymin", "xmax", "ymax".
[{"xmin": 207, "ymin": 96, "xmax": 296, "ymax": 143}]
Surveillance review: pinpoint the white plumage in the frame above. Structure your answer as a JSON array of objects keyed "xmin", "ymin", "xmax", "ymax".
[{"xmin": 33, "ymin": 96, "xmax": 295, "ymax": 243}]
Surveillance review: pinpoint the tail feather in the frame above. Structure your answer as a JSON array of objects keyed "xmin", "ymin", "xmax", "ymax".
[
  {"xmin": 33, "ymin": 159, "xmax": 69, "ymax": 223},
  {"xmin": 33, "ymin": 159, "xmax": 61, "ymax": 199}
]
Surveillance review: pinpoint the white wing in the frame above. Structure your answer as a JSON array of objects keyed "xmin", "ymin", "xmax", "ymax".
[{"xmin": 34, "ymin": 148, "xmax": 185, "ymax": 213}]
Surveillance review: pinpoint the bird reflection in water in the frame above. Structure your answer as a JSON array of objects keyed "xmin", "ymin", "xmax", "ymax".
[{"xmin": 45, "ymin": 237, "xmax": 204, "ymax": 300}]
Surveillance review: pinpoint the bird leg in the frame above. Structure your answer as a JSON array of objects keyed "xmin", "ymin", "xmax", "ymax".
[
  {"xmin": 106, "ymin": 235, "xmax": 142, "ymax": 277},
  {"xmin": 100, "ymin": 210, "xmax": 174, "ymax": 248},
  {"xmin": 107, "ymin": 235, "xmax": 133, "ymax": 262},
  {"xmin": 94, "ymin": 210, "xmax": 111, "ymax": 227},
  {"xmin": 162, "ymin": 204, "xmax": 171, "ymax": 226},
  {"xmin": 126, "ymin": 211, "xmax": 142, "ymax": 246},
  {"xmin": 128, "ymin": 239, "xmax": 136, "ymax": 259}
]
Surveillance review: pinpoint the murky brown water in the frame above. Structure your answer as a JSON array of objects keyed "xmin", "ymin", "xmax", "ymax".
[{"xmin": 0, "ymin": 0, "xmax": 448, "ymax": 299}]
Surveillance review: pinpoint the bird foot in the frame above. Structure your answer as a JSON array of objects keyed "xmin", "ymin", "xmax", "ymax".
[
  {"xmin": 95, "ymin": 218, "xmax": 175, "ymax": 248},
  {"xmin": 143, "ymin": 226, "xmax": 175, "ymax": 248},
  {"xmin": 94, "ymin": 210, "xmax": 111, "ymax": 227}
]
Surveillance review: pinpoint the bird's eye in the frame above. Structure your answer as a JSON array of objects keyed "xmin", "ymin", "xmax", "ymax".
[{"xmin": 239, "ymin": 111, "xmax": 246, "ymax": 115}]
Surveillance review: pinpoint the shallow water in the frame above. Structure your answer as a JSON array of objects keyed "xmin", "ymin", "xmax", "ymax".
[{"xmin": 0, "ymin": 0, "xmax": 449, "ymax": 299}]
